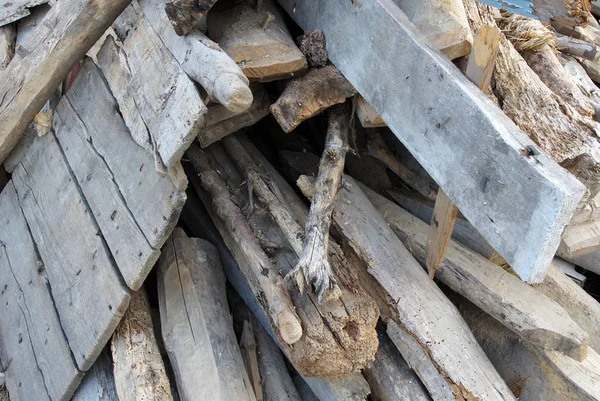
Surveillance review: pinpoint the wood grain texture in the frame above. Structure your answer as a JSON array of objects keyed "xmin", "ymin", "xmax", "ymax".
[
  {"xmin": 426, "ymin": 189, "xmax": 459, "ymax": 278},
  {"xmin": 71, "ymin": 349, "xmax": 118, "ymax": 401},
  {"xmin": 0, "ymin": 24, "xmax": 15, "ymax": 69},
  {"xmin": 0, "ymin": 0, "xmax": 132, "ymax": 164},
  {"xmin": 277, "ymin": 0, "xmax": 585, "ymax": 283},
  {"xmin": 0, "ymin": 181, "xmax": 83, "ymax": 401},
  {"xmin": 0, "ymin": 0, "xmax": 48, "ymax": 26},
  {"xmin": 12, "ymin": 133, "xmax": 131, "ymax": 371}
]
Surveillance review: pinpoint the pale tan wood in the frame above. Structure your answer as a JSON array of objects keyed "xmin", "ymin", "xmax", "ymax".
[
  {"xmin": 270, "ymin": 65, "xmax": 356, "ymax": 133},
  {"xmin": 0, "ymin": 24, "xmax": 15, "ymax": 70},
  {"xmin": 0, "ymin": 0, "xmax": 132, "ymax": 164},
  {"xmin": 356, "ymin": 96, "xmax": 386, "ymax": 128},
  {"xmin": 558, "ymin": 220, "xmax": 600, "ymax": 257},
  {"xmin": 111, "ymin": 289, "xmax": 173, "ymax": 401},
  {"xmin": 208, "ymin": 0, "xmax": 307, "ymax": 82},
  {"xmin": 465, "ymin": 24, "xmax": 501, "ymax": 93},
  {"xmin": 426, "ymin": 189, "xmax": 459, "ymax": 278},
  {"xmin": 240, "ymin": 321, "xmax": 264, "ymax": 401}
]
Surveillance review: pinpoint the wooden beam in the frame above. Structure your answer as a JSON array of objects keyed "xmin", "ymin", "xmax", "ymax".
[
  {"xmin": 276, "ymin": 0, "xmax": 585, "ymax": 283},
  {"xmin": 0, "ymin": 0, "xmax": 132, "ymax": 164}
]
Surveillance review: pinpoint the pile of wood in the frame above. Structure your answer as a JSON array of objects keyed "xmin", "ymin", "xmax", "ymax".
[{"xmin": 0, "ymin": 0, "xmax": 599, "ymax": 400}]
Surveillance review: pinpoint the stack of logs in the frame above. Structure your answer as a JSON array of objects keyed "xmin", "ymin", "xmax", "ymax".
[{"xmin": 1, "ymin": 0, "xmax": 600, "ymax": 401}]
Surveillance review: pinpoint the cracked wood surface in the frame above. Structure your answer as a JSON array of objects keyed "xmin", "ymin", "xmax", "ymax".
[
  {"xmin": 0, "ymin": 181, "xmax": 83, "ymax": 401},
  {"xmin": 71, "ymin": 349, "xmax": 118, "ymax": 401}
]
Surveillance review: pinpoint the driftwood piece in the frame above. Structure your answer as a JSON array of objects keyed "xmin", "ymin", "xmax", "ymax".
[
  {"xmin": 394, "ymin": 0, "xmax": 473, "ymax": 60},
  {"xmin": 111, "ymin": 289, "xmax": 173, "ymax": 401},
  {"xmin": 557, "ymin": 34, "xmax": 598, "ymax": 60},
  {"xmin": 165, "ymin": 0, "xmax": 216, "ymax": 36},
  {"xmin": 297, "ymin": 176, "xmax": 515, "ymax": 401},
  {"xmin": 0, "ymin": 24, "xmax": 15, "ymax": 69},
  {"xmin": 0, "ymin": 0, "xmax": 132, "ymax": 164},
  {"xmin": 0, "ymin": 182, "xmax": 83, "ymax": 401},
  {"xmin": 72, "ymin": 349, "xmax": 119, "ymax": 401},
  {"xmin": 139, "ymin": 0, "xmax": 253, "ymax": 113},
  {"xmin": 157, "ymin": 228, "xmax": 255, "ymax": 401},
  {"xmin": 0, "ymin": 0, "xmax": 48, "ymax": 27},
  {"xmin": 270, "ymin": 65, "xmax": 356, "ymax": 133},
  {"xmin": 286, "ymin": 105, "xmax": 349, "ymax": 300},
  {"xmin": 208, "ymin": 0, "xmax": 307, "ymax": 82},
  {"xmin": 363, "ymin": 184, "xmax": 589, "ymax": 361}
]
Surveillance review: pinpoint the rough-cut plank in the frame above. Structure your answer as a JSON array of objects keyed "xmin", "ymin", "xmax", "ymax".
[
  {"xmin": 138, "ymin": 0, "xmax": 253, "ymax": 114},
  {"xmin": 208, "ymin": 0, "xmax": 307, "ymax": 82},
  {"xmin": 54, "ymin": 59, "xmax": 175, "ymax": 291},
  {"xmin": 426, "ymin": 189, "xmax": 459, "ymax": 278},
  {"xmin": 558, "ymin": 220, "xmax": 600, "ymax": 257},
  {"xmin": 364, "ymin": 326, "xmax": 431, "ymax": 401},
  {"xmin": 71, "ymin": 349, "xmax": 118, "ymax": 401},
  {"xmin": 105, "ymin": 1, "xmax": 206, "ymax": 169},
  {"xmin": 0, "ymin": 181, "xmax": 83, "ymax": 401},
  {"xmin": 394, "ymin": 0, "xmax": 473, "ymax": 60},
  {"xmin": 278, "ymin": 0, "xmax": 585, "ymax": 283},
  {"xmin": 270, "ymin": 65, "xmax": 356, "ymax": 133},
  {"xmin": 157, "ymin": 228, "xmax": 255, "ymax": 401},
  {"xmin": 0, "ymin": 24, "xmax": 15, "ymax": 69},
  {"xmin": 13, "ymin": 132, "xmax": 130, "ymax": 372},
  {"xmin": 356, "ymin": 96, "xmax": 385, "ymax": 128},
  {"xmin": 363, "ymin": 184, "xmax": 589, "ymax": 361},
  {"xmin": 0, "ymin": 0, "xmax": 48, "ymax": 27},
  {"xmin": 0, "ymin": 0, "xmax": 132, "ymax": 164},
  {"xmin": 112, "ymin": 289, "xmax": 173, "ymax": 401},
  {"xmin": 297, "ymin": 176, "xmax": 515, "ymax": 401}
]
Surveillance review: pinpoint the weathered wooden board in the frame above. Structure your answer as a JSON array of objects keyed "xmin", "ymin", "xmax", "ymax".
[
  {"xmin": 0, "ymin": 0, "xmax": 132, "ymax": 164},
  {"xmin": 71, "ymin": 349, "xmax": 118, "ymax": 401},
  {"xmin": 276, "ymin": 0, "xmax": 585, "ymax": 283},
  {"xmin": 55, "ymin": 59, "xmax": 185, "ymax": 290},
  {"xmin": 157, "ymin": 228, "xmax": 255, "ymax": 401},
  {"xmin": 0, "ymin": 181, "xmax": 83, "ymax": 401},
  {"xmin": 12, "ymin": 133, "xmax": 131, "ymax": 371},
  {"xmin": 0, "ymin": 0, "xmax": 48, "ymax": 27},
  {"xmin": 0, "ymin": 24, "xmax": 15, "ymax": 69}
]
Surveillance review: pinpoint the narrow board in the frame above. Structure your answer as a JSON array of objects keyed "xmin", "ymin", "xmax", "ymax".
[
  {"xmin": 276, "ymin": 0, "xmax": 585, "ymax": 283},
  {"xmin": 0, "ymin": 182, "xmax": 83, "ymax": 401},
  {"xmin": 12, "ymin": 132, "xmax": 131, "ymax": 372}
]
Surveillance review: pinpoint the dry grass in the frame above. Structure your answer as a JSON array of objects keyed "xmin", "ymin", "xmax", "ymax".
[
  {"xmin": 497, "ymin": 12, "xmax": 556, "ymax": 52},
  {"xmin": 0, "ymin": 384, "xmax": 10, "ymax": 401}
]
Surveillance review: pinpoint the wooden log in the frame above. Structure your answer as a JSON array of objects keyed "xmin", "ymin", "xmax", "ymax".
[
  {"xmin": 363, "ymin": 325, "xmax": 431, "ymax": 401},
  {"xmin": 199, "ymin": 84, "xmax": 271, "ymax": 148},
  {"xmin": 0, "ymin": 0, "xmax": 132, "ymax": 164},
  {"xmin": 208, "ymin": 0, "xmax": 307, "ymax": 82},
  {"xmin": 72, "ymin": 349, "xmax": 119, "ymax": 401},
  {"xmin": 393, "ymin": 0, "xmax": 473, "ymax": 60},
  {"xmin": 111, "ymin": 289, "xmax": 173, "ymax": 401},
  {"xmin": 557, "ymin": 34, "xmax": 598, "ymax": 60},
  {"xmin": 156, "ymin": 228, "xmax": 255, "ymax": 401},
  {"xmin": 138, "ymin": 0, "xmax": 253, "ymax": 114},
  {"xmin": 165, "ymin": 0, "xmax": 216, "ymax": 36},
  {"xmin": 356, "ymin": 96, "xmax": 386, "ymax": 128},
  {"xmin": 362, "ymin": 183, "xmax": 589, "ymax": 361},
  {"xmin": 296, "ymin": 175, "xmax": 516, "ymax": 401},
  {"xmin": 0, "ymin": 24, "xmax": 15, "ymax": 70},
  {"xmin": 285, "ymin": 105, "xmax": 349, "ymax": 300},
  {"xmin": 270, "ymin": 65, "xmax": 356, "ymax": 133},
  {"xmin": 12, "ymin": 132, "xmax": 131, "ymax": 371},
  {"xmin": 0, "ymin": 0, "xmax": 48, "ymax": 27},
  {"xmin": 0, "ymin": 181, "xmax": 83, "ymax": 401}
]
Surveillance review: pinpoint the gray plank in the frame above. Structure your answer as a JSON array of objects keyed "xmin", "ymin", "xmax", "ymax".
[
  {"xmin": 0, "ymin": 0, "xmax": 48, "ymax": 27},
  {"xmin": 71, "ymin": 349, "xmax": 118, "ymax": 401},
  {"xmin": 276, "ymin": 0, "xmax": 585, "ymax": 283},
  {"xmin": 0, "ymin": 181, "xmax": 83, "ymax": 401},
  {"xmin": 12, "ymin": 132, "xmax": 130, "ymax": 371}
]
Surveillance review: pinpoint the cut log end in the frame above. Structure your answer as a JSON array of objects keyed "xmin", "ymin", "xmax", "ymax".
[
  {"xmin": 277, "ymin": 309, "xmax": 303, "ymax": 344},
  {"xmin": 213, "ymin": 73, "xmax": 254, "ymax": 113}
]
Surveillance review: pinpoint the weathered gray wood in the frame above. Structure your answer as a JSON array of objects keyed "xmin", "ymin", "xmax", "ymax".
[
  {"xmin": 302, "ymin": 376, "xmax": 370, "ymax": 401},
  {"xmin": 561, "ymin": 248, "xmax": 600, "ymax": 275},
  {"xmin": 164, "ymin": 0, "xmax": 214, "ymax": 36},
  {"xmin": 54, "ymin": 59, "xmax": 166, "ymax": 291},
  {"xmin": 71, "ymin": 349, "xmax": 118, "ymax": 401},
  {"xmin": 364, "ymin": 326, "xmax": 431, "ymax": 401},
  {"xmin": 157, "ymin": 228, "xmax": 255, "ymax": 401},
  {"xmin": 277, "ymin": 0, "xmax": 585, "ymax": 283},
  {"xmin": 0, "ymin": 24, "xmax": 15, "ymax": 69},
  {"xmin": 0, "ymin": 0, "xmax": 132, "ymax": 164},
  {"xmin": 12, "ymin": 133, "xmax": 131, "ymax": 371},
  {"xmin": 363, "ymin": 185, "xmax": 589, "ymax": 360},
  {"xmin": 105, "ymin": 1, "xmax": 206, "ymax": 169},
  {"xmin": 138, "ymin": 0, "xmax": 253, "ymax": 114},
  {"xmin": 0, "ymin": 0, "xmax": 48, "ymax": 27},
  {"xmin": 14, "ymin": 4, "xmax": 50, "ymax": 48},
  {"xmin": 0, "ymin": 181, "xmax": 83, "ymax": 401},
  {"xmin": 296, "ymin": 175, "xmax": 515, "ymax": 401}
]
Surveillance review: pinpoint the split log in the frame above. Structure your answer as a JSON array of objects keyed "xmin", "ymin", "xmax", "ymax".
[
  {"xmin": 0, "ymin": 0, "xmax": 48, "ymax": 27},
  {"xmin": 363, "ymin": 326, "xmax": 431, "ymax": 401},
  {"xmin": 157, "ymin": 228, "xmax": 255, "ymax": 401},
  {"xmin": 361, "ymin": 183, "xmax": 589, "ymax": 361},
  {"xmin": 356, "ymin": 96, "xmax": 386, "ymax": 128},
  {"xmin": 297, "ymin": 175, "xmax": 516, "ymax": 401},
  {"xmin": 556, "ymin": 34, "xmax": 598, "ymax": 61},
  {"xmin": 165, "ymin": 0, "xmax": 216, "ymax": 36},
  {"xmin": 393, "ymin": 0, "xmax": 473, "ymax": 60},
  {"xmin": 0, "ymin": 24, "xmax": 15, "ymax": 69},
  {"xmin": 285, "ymin": 105, "xmax": 349, "ymax": 300},
  {"xmin": 0, "ymin": 0, "xmax": 132, "ymax": 164},
  {"xmin": 138, "ymin": 0, "xmax": 253, "ymax": 114},
  {"xmin": 208, "ymin": 0, "xmax": 307, "ymax": 82},
  {"xmin": 270, "ymin": 65, "xmax": 356, "ymax": 133},
  {"xmin": 111, "ymin": 289, "xmax": 174, "ymax": 401},
  {"xmin": 239, "ymin": 320, "xmax": 263, "ymax": 401},
  {"xmin": 199, "ymin": 84, "xmax": 271, "ymax": 148},
  {"xmin": 72, "ymin": 349, "xmax": 119, "ymax": 401}
]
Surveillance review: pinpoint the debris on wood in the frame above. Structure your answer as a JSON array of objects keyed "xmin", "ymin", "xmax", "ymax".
[
  {"xmin": 296, "ymin": 30, "xmax": 327, "ymax": 67},
  {"xmin": 164, "ymin": 0, "xmax": 215, "ymax": 36}
]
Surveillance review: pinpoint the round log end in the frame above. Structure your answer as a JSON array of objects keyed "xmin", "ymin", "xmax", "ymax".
[
  {"xmin": 213, "ymin": 73, "xmax": 253, "ymax": 113},
  {"xmin": 278, "ymin": 309, "xmax": 303, "ymax": 344}
]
